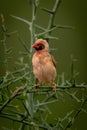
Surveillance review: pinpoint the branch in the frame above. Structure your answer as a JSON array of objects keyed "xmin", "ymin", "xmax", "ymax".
[
  {"xmin": 64, "ymin": 97, "xmax": 87, "ymax": 130},
  {"xmin": 1, "ymin": 72, "xmax": 29, "ymax": 89},
  {"xmin": 47, "ymin": 0, "xmax": 61, "ymax": 39},
  {"xmin": 0, "ymin": 113, "xmax": 48, "ymax": 130},
  {"xmin": 26, "ymin": 84, "xmax": 87, "ymax": 94},
  {"xmin": 0, "ymin": 87, "xmax": 25, "ymax": 113},
  {"xmin": 10, "ymin": 15, "xmax": 31, "ymax": 26},
  {"xmin": 0, "ymin": 14, "xmax": 8, "ymax": 70}
]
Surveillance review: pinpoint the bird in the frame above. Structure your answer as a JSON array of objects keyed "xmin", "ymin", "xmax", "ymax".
[{"xmin": 32, "ymin": 39, "xmax": 57, "ymax": 88}]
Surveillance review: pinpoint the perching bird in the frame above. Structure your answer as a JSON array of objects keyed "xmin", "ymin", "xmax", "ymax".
[{"xmin": 32, "ymin": 39, "xmax": 57, "ymax": 88}]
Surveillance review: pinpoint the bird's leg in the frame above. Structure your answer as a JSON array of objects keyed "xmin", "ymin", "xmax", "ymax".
[
  {"xmin": 34, "ymin": 78, "xmax": 40, "ymax": 88},
  {"xmin": 51, "ymin": 82, "xmax": 57, "ymax": 89}
]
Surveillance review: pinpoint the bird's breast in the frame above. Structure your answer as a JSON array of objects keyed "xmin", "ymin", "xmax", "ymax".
[{"xmin": 32, "ymin": 51, "xmax": 56, "ymax": 83}]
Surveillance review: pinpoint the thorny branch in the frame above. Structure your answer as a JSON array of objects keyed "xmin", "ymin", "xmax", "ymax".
[
  {"xmin": 26, "ymin": 84, "xmax": 87, "ymax": 94},
  {"xmin": 0, "ymin": 0, "xmax": 87, "ymax": 130},
  {"xmin": 64, "ymin": 97, "xmax": 87, "ymax": 130},
  {"xmin": 0, "ymin": 87, "xmax": 25, "ymax": 113},
  {"xmin": 0, "ymin": 113, "xmax": 48, "ymax": 130}
]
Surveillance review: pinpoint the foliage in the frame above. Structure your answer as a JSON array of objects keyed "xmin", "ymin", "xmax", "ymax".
[{"xmin": 0, "ymin": 0, "xmax": 87, "ymax": 130}]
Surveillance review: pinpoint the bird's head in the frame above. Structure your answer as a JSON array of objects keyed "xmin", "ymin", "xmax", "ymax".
[{"xmin": 32, "ymin": 39, "xmax": 49, "ymax": 51}]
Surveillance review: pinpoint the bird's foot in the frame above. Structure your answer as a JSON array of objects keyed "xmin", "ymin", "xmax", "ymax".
[
  {"xmin": 52, "ymin": 82, "xmax": 57, "ymax": 89},
  {"xmin": 51, "ymin": 82, "xmax": 57, "ymax": 93},
  {"xmin": 34, "ymin": 83, "xmax": 40, "ymax": 88}
]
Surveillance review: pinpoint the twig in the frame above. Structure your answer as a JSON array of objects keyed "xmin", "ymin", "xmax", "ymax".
[
  {"xmin": 26, "ymin": 84, "xmax": 87, "ymax": 94},
  {"xmin": 1, "ymin": 72, "xmax": 29, "ymax": 89},
  {"xmin": 29, "ymin": 0, "xmax": 37, "ymax": 54},
  {"xmin": 45, "ymin": 0, "xmax": 61, "ymax": 40},
  {"xmin": 64, "ymin": 97, "xmax": 87, "ymax": 130},
  {"xmin": 0, "ymin": 113, "xmax": 48, "ymax": 130},
  {"xmin": 1, "ymin": 14, "xmax": 8, "ymax": 70},
  {"xmin": 0, "ymin": 87, "xmax": 25, "ymax": 113},
  {"xmin": 17, "ymin": 34, "xmax": 30, "ymax": 53}
]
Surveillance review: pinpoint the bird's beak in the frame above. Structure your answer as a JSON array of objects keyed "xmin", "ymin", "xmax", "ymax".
[{"xmin": 32, "ymin": 43, "xmax": 38, "ymax": 48}]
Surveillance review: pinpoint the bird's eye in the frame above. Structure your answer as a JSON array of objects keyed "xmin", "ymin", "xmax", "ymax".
[{"xmin": 36, "ymin": 44, "xmax": 45, "ymax": 51}]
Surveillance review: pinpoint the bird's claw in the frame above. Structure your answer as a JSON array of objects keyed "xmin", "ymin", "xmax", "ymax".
[
  {"xmin": 52, "ymin": 82, "xmax": 57, "ymax": 89},
  {"xmin": 51, "ymin": 82, "xmax": 57, "ymax": 93},
  {"xmin": 34, "ymin": 83, "xmax": 40, "ymax": 88}
]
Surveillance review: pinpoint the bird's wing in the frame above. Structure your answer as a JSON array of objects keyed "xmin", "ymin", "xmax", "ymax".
[{"xmin": 51, "ymin": 55, "xmax": 56, "ymax": 68}]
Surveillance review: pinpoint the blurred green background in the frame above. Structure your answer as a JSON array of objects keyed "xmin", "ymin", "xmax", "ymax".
[
  {"xmin": 0, "ymin": 0, "xmax": 87, "ymax": 130},
  {"xmin": 0, "ymin": 0, "xmax": 87, "ymax": 83}
]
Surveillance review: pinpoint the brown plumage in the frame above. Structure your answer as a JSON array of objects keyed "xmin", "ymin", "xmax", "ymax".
[{"xmin": 32, "ymin": 39, "xmax": 57, "ymax": 88}]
